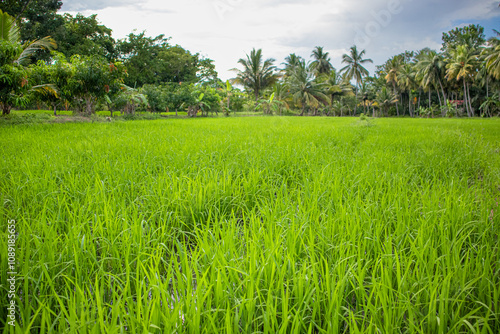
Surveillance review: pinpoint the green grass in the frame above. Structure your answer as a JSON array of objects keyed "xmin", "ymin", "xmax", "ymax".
[{"xmin": 1, "ymin": 117, "xmax": 499, "ymax": 333}]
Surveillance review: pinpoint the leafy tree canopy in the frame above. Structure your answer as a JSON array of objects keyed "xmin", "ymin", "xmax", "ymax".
[
  {"xmin": 117, "ymin": 32, "xmax": 201, "ymax": 87},
  {"xmin": 53, "ymin": 13, "xmax": 118, "ymax": 61},
  {"xmin": 442, "ymin": 24, "xmax": 485, "ymax": 52},
  {"xmin": 0, "ymin": 0, "xmax": 62, "ymax": 42}
]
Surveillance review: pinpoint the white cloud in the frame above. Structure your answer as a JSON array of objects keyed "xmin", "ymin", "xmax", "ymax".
[{"xmin": 61, "ymin": 0, "xmax": 500, "ymax": 80}]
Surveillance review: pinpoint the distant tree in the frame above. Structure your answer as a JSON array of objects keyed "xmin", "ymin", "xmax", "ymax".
[
  {"xmin": 271, "ymin": 82, "xmax": 290, "ymax": 116},
  {"xmin": 483, "ymin": 37, "xmax": 500, "ymax": 80},
  {"xmin": 0, "ymin": 0, "xmax": 62, "ymax": 42},
  {"xmin": 288, "ymin": 62, "xmax": 328, "ymax": 116},
  {"xmin": 415, "ymin": 49, "xmax": 447, "ymax": 107},
  {"xmin": 323, "ymin": 69, "xmax": 352, "ymax": 113},
  {"xmin": 282, "ymin": 53, "xmax": 304, "ymax": 77},
  {"xmin": 442, "ymin": 24, "xmax": 485, "ymax": 52},
  {"xmin": 69, "ymin": 56, "xmax": 125, "ymax": 115},
  {"xmin": 29, "ymin": 53, "xmax": 75, "ymax": 115},
  {"xmin": 375, "ymin": 86, "xmax": 397, "ymax": 117},
  {"xmin": 118, "ymin": 32, "xmax": 200, "ymax": 87},
  {"xmin": 156, "ymin": 45, "xmax": 199, "ymax": 83},
  {"xmin": 311, "ymin": 46, "xmax": 333, "ymax": 76},
  {"xmin": 53, "ymin": 14, "xmax": 118, "ymax": 61},
  {"xmin": 383, "ymin": 55, "xmax": 403, "ymax": 115},
  {"xmin": 340, "ymin": 45, "xmax": 373, "ymax": 116},
  {"xmin": 0, "ymin": 9, "xmax": 56, "ymax": 114},
  {"xmin": 445, "ymin": 45, "xmax": 478, "ymax": 117},
  {"xmin": 197, "ymin": 57, "xmax": 221, "ymax": 87},
  {"xmin": 118, "ymin": 32, "xmax": 170, "ymax": 87},
  {"xmin": 232, "ymin": 48, "xmax": 279, "ymax": 102},
  {"xmin": 397, "ymin": 63, "xmax": 417, "ymax": 116}
]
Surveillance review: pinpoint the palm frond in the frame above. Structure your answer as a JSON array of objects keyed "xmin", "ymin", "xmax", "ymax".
[
  {"xmin": 32, "ymin": 84, "xmax": 59, "ymax": 98},
  {"xmin": 0, "ymin": 9, "xmax": 20, "ymax": 44},
  {"xmin": 16, "ymin": 37, "xmax": 57, "ymax": 66}
]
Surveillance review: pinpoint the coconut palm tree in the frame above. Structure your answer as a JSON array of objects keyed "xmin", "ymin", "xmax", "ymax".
[
  {"xmin": 445, "ymin": 45, "xmax": 478, "ymax": 117},
  {"xmin": 340, "ymin": 45, "xmax": 373, "ymax": 116},
  {"xmin": 311, "ymin": 46, "xmax": 333, "ymax": 76},
  {"xmin": 483, "ymin": 37, "xmax": 500, "ymax": 80},
  {"xmin": 323, "ymin": 68, "xmax": 352, "ymax": 114},
  {"xmin": 384, "ymin": 55, "xmax": 403, "ymax": 115},
  {"xmin": 480, "ymin": 94, "xmax": 500, "ymax": 117},
  {"xmin": 288, "ymin": 62, "xmax": 328, "ymax": 116},
  {"xmin": 231, "ymin": 48, "xmax": 279, "ymax": 102},
  {"xmin": 375, "ymin": 86, "xmax": 398, "ymax": 117},
  {"xmin": 271, "ymin": 82, "xmax": 290, "ymax": 116},
  {"xmin": 415, "ymin": 49, "xmax": 447, "ymax": 108},
  {"xmin": 398, "ymin": 63, "xmax": 417, "ymax": 117}
]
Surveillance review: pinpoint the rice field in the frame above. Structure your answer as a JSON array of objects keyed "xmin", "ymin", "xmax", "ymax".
[{"xmin": 1, "ymin": 117, "xmax": 499, "ymax": 333}]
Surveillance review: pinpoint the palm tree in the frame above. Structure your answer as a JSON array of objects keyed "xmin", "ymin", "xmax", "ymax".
[
  {"xmin": 384, "ymin": 55, "xmax": 403, "ymax": 115},
  {"xmin": 480, "ymin": 94, "xmax": 499, "ymax": 117},
  {"xmin": 288, "ymin": 62, "xmax": 328, "ymax": 116},
  {"xmin": 340, "ymin": 45, "xmax": 373, "ymax": 116},
  {"xmin": 415, "ymin": 49, "xmax": 447, "ymax": 108},
  {"xmin": 483, "ymin": 37, "xmax": 500, "ymax": 80},
  {"xmin": 375, "ymin": 86, "xmax": 398, "ymax": 117},
  {"xmin": 282, "ymin": 53, "xmax": 304, "ymax": 77},
  {"xmin": 311, "ymin": 46, "xmax": 333, "ymax": 76},
  {"xmin": 323, "ymin": 68, "xmax": 352, "ymax": 115},
  {"xmin": 357, "ymin": 81, "xmax": 375, "ymax": 116},
  {"xmin": 445, "ymin": 45, "xmax": 478, "ymax": 117},
  {"xmin": 397, "ymin": 63, "xmax": 417, "ymax": 117},
  {"xmin": 231, "ymin": 48, "xmax": 279, "ymax": 103},
  {"xmin": 271, "ymin": 82, "xmax": 290, "ymax": 116}
]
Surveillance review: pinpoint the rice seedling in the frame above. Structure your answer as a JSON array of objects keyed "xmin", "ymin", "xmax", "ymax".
[{"xmin": 0, "ymin": 117, "xmax": 499, "ymax": 333}]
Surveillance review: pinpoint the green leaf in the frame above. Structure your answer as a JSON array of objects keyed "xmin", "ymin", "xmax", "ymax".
[{"xmin": 0, "ymin": 9, "xmax": 20, "ymax": 44}]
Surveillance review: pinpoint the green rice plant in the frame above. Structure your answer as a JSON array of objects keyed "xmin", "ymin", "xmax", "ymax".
[{"xmin": 0, "ymin": 117, "xmax": 499, "ymax": 333}]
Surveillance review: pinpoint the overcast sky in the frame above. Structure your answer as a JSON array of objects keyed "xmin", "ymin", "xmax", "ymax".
[{"xmin": 61, "ymin": 0, "xmax": 500, "ymax": 80}]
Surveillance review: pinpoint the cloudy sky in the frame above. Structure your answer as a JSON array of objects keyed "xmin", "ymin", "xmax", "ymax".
[{"xmin": 61, "ymin": 0, "xmax": 500, "ymax": 80}]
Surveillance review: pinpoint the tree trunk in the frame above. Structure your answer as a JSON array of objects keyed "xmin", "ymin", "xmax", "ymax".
[
  {"xmin": 2, "ymin": 104, "xmax": 12, "ymax": 115},
  {"xmin": 463, "ymin": 78, "xmax": 470, "ymax": 117},
  {"xmin": 486, "ymin": 77, "xmax": 489, "ymax": 98},
  {"xmin": 400, "ymin": 93, "xmax": 404, "ymax": 116},
  {"xmin": 84, "ymin": 97, "xmax": 95, "ymax": 115},
  {"xmin": 418, "ymin": 88, "xmax": 421, "ymax": 110},
  {"xmin": 409, "ymin": 93, "xmax": 412, "ymax": 118},
  {"xmin": 354, "ymin": 84, "xmax": 358, "ymax": 116},
  {"xmin": 438, "ymin": 78, "xmax": 447, "ymax": 104},
  {"xmin": 393, "ymin": 83, "xmax": 399, "ymax": 116},
  {"xmin": 53, "ymin": 104, "xmax": 57, "ymax": 116},
  {"xmin": 453, "ymin": 92, "xmax": 458, "ymax": 114},
  {"xmin": 485, "ymin": 77, "xmax": 490, "ymax": 117},
  {"xmin": 436, "ymin": 86, "xmax": 442, "ymax": 108},
  {"xmin": 466, "ymin": 82, "xmax": 474, "ymax": 117}
]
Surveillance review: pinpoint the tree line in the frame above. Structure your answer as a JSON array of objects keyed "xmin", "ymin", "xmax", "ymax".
[
  {"xmin": 234, "ymin": 24, "xmax": 500, "ymax": 117},
  {"xmin": 0, "ymin": 1, "xmax": 222, "ymax": 116},
  {"xmin": 1, "ymin": 0, "xmax": 499, "ymax": 118}
]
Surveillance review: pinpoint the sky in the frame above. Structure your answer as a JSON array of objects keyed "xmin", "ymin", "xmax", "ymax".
[{"xmin": 61, "ymin": 0, "xmax": 500, "ymax": 81}]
